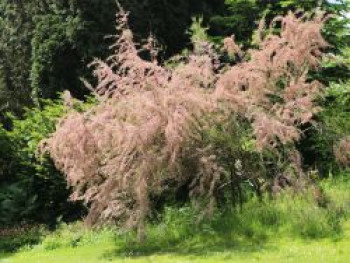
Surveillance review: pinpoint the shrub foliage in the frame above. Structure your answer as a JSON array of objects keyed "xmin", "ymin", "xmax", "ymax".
[
  {"xmin": 0, "ymin": 99, "xmax": 85, "ymax": 227},
  {"xmin": 43, "ymin": 8, "xmax": 331, "ymax": 238}
]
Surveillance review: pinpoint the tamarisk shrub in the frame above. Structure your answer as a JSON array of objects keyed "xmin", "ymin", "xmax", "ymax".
[
  {"xmin": 216, "ymin": 12, "xmax": 328, "ymax": 151},
  {"xmin": 43, "ymin": 8, "xmax": 329, "ymax": 239}
]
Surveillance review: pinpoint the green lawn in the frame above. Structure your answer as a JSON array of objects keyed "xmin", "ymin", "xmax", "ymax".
[
  {"xmin": 1, "ymin": 221, "xmax": 349, "ymax": 263},
  {"xmin": 2, "ymin": 177, "xmax": 349, "ymax": 263}
]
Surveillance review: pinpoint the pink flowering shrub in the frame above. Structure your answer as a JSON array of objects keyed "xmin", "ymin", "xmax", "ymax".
[
  {"xmin": 43, "ymin": 8, "xmax": 329, "ymax": 238},
  {"xmin": 216, "ymin": 12, "xmax": 328, "ymax": 150}
]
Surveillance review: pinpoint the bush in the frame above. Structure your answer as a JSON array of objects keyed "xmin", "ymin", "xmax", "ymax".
[
  {"xmin": 0, "ymin": 225, "xmax": 45, "ymax": 252},
  {"xmin": 0, "ymin": 98, "xmax": 86, "ymax": 227},
  {"xmin": 302, "ymin": 81, "xmax": 350, "ymax": 174},
  {"xmin": 44, "ymin": 9, "xmax": 330, "ymax": 240},
  {"xmin": 0, "ymin": 125, "xmax": 15, "ymax": 181}
]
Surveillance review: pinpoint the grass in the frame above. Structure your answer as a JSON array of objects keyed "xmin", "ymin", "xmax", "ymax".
[
  {"xmin": 2, "ymin": 224, "xmax": 350, "ymax": 263},
  {"xmin": 1, "ymin": 175, "xmax": 350, "ymax": 263}
]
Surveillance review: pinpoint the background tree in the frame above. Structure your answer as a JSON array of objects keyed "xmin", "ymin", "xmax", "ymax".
[{"xmin": 0, "ymin": 1, "xmax": 37, "ymax": 116}]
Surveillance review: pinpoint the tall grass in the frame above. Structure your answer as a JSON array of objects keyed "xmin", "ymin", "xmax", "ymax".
[
  {"xmin": 3, "ymin": 175, "xmax": 349, "ymax": 255},
  {"xmin": 116, "ymin": 175, "xmax": 350, "ymax": 254}
]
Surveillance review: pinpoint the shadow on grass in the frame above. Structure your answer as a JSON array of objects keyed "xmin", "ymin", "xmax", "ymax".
[{"xmin": 101, "ymin": 230, "xmax": 277, "ymax": 260}]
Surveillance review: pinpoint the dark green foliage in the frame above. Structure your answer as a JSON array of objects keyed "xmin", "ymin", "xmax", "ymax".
[
  {"xmin": 301, "ymin": 81, "xmax": 350, "ymax": 174},
  {"xmin": 0, "ymin": 225, "xmax": 45, "ymax": 252},
  {"xmin": 209, "ymin": 0, "xmax": 349, "ymax": 47},
  {"xmin": 209, "ymin": 0, "xmax": 260, "ymax": 44},
  {"xmin": 201, "ymin": 117, "xmax": 267, "ymax": 206},
  {"xmin": 0, "ymin": 125, "xmax": 14, "ymax": 181},
  {"xmin": 30, "ymin": 0, "xmax": 117, "ymax": 101},
  {"xmin": 0, "ymin": 99, "xmax": 84, "ymax": 227},
  {"xmin": 0, "ymin": 1, "xmax": 36, "ymax": 114},
  {"xmin": 118, "ymin": 0, "xmax": 224, "ymax": 56},
  {"xmin": 30, "ymin": 11, "xmax": 85, "ymax": 101},
  {"xmin": 0, "ymin": 0, "xmax": 114, "ymax": 111}
]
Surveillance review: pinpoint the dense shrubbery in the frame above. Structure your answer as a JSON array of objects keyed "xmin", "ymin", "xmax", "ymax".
[
  {"xmin": 323, "ymin": 82, "xmax": 350, "ymax": 167},
  {"xmin": 0, "ymin": 99, "xmax": 85, "ymax": 227},
  {"xmin": 0, "ymin": 225, "xmax": 45, "ymax": 252},
  {"xmin": 41, "ymin": 8, "xmax": 344, "ymax": 240},
  {"xmin": 301, "ymin": 80, "xmax": 350, "ymax": 174}
]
